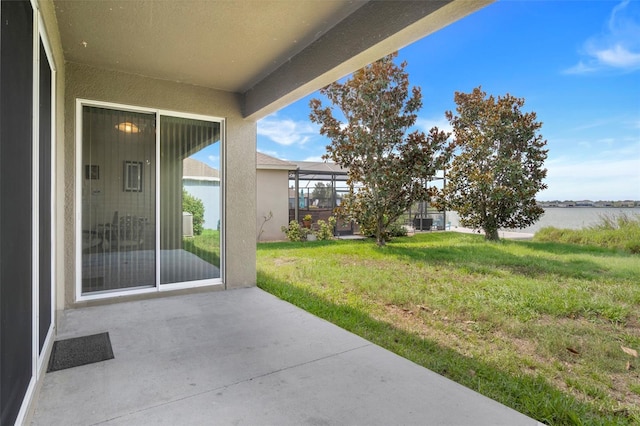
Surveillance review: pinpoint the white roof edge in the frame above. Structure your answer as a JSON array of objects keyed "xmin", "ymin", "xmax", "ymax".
[
  {"xmin": 257, "ymin": 164, "xmax": 297, "ymax": 171},
  {"xmin": 183, "ymin": 176, "xmax": 221, "ymax": 182}
]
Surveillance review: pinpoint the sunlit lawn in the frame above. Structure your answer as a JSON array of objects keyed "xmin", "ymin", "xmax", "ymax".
[{"xmin": 257, "ymin": 232, "xmax": 640, "ymax": 425}]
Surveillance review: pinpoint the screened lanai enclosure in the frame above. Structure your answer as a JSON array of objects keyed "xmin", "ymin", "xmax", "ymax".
[
  {"xmin": 403, "ymin": 172, "xmax": 448, "ymax": 231},
  {"xmin": 79, "ymin": 104, "xmax": 222, "ymax": 297},
  {"xmin": 288, "ymin": 161, "xmax": 446, "ymax": 235},
  {"xmin": 288, "ymin": 161, "xmax": 356, "ymax": 235}
]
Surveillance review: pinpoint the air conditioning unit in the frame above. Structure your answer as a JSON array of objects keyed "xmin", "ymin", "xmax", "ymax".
[{"xmin": 183, "ymin": 212, "xmax": 194, "ymax": 237}]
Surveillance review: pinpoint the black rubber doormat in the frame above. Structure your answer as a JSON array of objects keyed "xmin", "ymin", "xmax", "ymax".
[{"xmin": 47, "ymin": 332, "xmax": 114, "ymax": 372}]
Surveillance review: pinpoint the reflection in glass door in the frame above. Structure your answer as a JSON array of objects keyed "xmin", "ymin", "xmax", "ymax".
[
  {"xmin": 160, "ymin": 115, "xmax": 221, "ymax": 285},
  {"xmin": 81, "ymin": 106, "xmax": 156, "ymax": 294}
]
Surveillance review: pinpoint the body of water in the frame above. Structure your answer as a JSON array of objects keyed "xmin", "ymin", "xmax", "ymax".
[{"xmin": 447, "ymin": 208, "xmax": 640, "ymax": 235}]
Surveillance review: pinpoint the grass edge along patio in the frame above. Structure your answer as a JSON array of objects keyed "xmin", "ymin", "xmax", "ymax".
[{"xmin": 256, "ymin": 225, "xmax": 640, "ymax": 425}]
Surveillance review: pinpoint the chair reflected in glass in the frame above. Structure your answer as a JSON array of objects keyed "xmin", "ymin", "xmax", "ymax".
[
  {"xmin": 100, "ymin": 212, "xmax": 146, "ymax": 251},
  {"xmin": 82, "ymin": 229, "xmax": 103, "ymax": 252}
]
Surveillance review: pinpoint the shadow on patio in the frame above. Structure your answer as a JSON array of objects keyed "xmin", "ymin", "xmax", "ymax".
[{"xmin": 31, "ymin": 288, "xmax": 538, "ymax": 425}]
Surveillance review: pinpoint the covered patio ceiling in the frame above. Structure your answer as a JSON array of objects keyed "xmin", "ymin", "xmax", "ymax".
[{"xmin": 53, "ymin": 0, "xmax": 492, "ymax": 120}]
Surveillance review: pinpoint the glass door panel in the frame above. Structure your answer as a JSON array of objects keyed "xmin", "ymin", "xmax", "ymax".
[
  {"xmin": 160, "ymin": 115, "xmax": 221, "ymax": 285},
  {"xmin": 81, "ymin": 106, "xmax": 156, "ymax": 294}
]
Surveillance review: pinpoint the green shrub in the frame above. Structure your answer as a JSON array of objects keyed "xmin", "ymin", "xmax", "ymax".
[
  {"xmin": 281, "ymin": 220, "xmax": 309, "ymax": 242},
  {"xmin": 182, "ymin": 189, "xmax": 205, "ymax": 235},
  {"xmin": 315, "ymin": 216, "xmax": 337, "ymax": 240},
  {"xmin": 360, "ymin": 216, "xmax": 407, "ymax": 240},
  {"xmin": 388, "ymin": 220, "xmax": 408, "ymax": 237}
]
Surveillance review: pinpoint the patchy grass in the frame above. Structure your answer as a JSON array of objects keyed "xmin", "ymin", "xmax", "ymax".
[{"xmin": 257, "ymin": 233, "xmax": 640, "ymax": 425}]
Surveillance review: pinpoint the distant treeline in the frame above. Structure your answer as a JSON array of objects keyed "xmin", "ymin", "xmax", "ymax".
[{"xmin": 538, "ymin": 200, "xmax": 639, "ymax": 208}]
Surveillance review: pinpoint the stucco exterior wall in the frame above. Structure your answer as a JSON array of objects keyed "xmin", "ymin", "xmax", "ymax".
[
  {"xmin": 64, "ymin": 63, "xmax": 256, "ymax": 307},
  {"xmin": 183, "ymin": 180, "xmax": 221, "ymax": 232},
  {"xmin": 257, "ymin": 169, "xmax": 290, "ymax": 241}
]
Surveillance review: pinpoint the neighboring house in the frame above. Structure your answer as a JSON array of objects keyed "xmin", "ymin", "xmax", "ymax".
[
  {"xmin": 183, "ymin": 158, "xmax": 221, "ymax": 232},
  {"xmin": 257, "ymin": 153, "xmax": 296, "ymax": 241},
  {"xmin": 257, "ymin": 154, "xmax": 350, "ymax": 240},
  {"xmin": 0, "ymin": 1, "xmax": 491, "ymax": 423}
]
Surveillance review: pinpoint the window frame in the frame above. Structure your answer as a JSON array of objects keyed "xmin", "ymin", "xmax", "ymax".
[{"xmin": 75, "ymin": 99, "xmax": 225, "ymax": 302}]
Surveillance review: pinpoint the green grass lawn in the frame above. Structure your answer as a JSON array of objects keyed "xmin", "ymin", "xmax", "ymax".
[
  {"xmin": 257, "ymin": 232, "xmax": 640, "ymax": 425},
  {"xmin": 183, "ymin": 229, "xmax": 220, "ymax": 267}
]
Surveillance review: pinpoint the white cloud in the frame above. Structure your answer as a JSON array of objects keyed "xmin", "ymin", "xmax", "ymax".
[
  {"xmin": 257, "ymin": 115, "xmax": 319, "ymax": 146},
  {"xmin": 593, "ymin": 43, "xmax": 640, "ymax": 68},
  {"xmin": 257, "ymin": 148, "xmax": 281, "ymax": 158},
  {"xmin": 564, "ymin": 0, "xmax": 640, "ymax": 74},
  {"xmin": 563, "ymin": 61, "xmax": 598, "ymax": 75},
  {"xmin": 415, "ymin": 117, "xmax": 453, "ymax": 135},
  {"xmin": 547, "ymin": 157, "xmax": 637, "ymax": 179},
  {"xmin": 570, "ymin": 117, "xmax": 618, "ymax": 132},
  {"xmin": 600, "ymin": 139, "xmax": 640, "ymax": 157},
  {"xmin": 541, "ymin": 156, "xmax": 640, "ymax": 200},
  {"xmin": 303, "ymin": 155, "xmax": 325, "ymax": 162}
]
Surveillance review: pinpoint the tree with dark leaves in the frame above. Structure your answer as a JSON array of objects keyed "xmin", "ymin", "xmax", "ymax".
[
  {"xmin": 310, "ymin": 53, "xmax": 449, "ymax": 246},
  {"xmin": 442, "ymin": 87, "xmax": 548, "ymax": 241}
]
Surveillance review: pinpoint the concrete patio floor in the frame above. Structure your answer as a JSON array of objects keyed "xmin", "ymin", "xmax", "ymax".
[{"xmin": 31, "ymin": 288, "xmax": 540, "ymax": 425}]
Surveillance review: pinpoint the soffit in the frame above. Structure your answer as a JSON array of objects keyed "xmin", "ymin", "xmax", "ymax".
[
  {"xmin": 54, "ymin": 0, "xmax": 493, "ymax": 120},
  {"xmin": 54, "ymin": 0, "xmax": 366, "ymax": 93}
]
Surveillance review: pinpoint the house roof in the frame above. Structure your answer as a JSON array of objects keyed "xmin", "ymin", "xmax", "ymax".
[
  {"xmin": 256, "ymin": 152, "xmax": 297, "ymax": 171},
  {"xmin": 290, "ymin": 160, "xmax": 348, "ymax": 174},
  {"xmin": 53, "ymin": 0, "xmax": 492, "ymax": 120},
  {"xmin": 291, "ymin": 160, "xmax": 350, "ymax": 182},
  {"xmin": 256, "ymin": 153, "xmax": 349, "ymax": 182},
  {"xmin": 183, "ymin": 158, "xmax": 220, "ymax": 181}
]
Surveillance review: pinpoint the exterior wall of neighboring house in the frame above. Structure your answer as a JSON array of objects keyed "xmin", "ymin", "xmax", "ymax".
[
  {"xmin": 183, "ymin": 178, "xmax": 221, "ymax": 231},
  {"xmin": 183, "ymin": 158, "xmax": 221, "ymax": 232},
  {"xmin": 257, "ymin": 169, "xmax": 291, "ymax": 241},
  {"xmin": 63, "ymin": 62, "xmax": 257, "ymax": 307},
  {"xmin": 256, "ymin": 153, "xmax": 296, "ymax": 241}
]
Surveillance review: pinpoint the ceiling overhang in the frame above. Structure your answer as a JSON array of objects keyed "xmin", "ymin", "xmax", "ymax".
[
  {"xmin": 53, "ymin": 0, "xmax": 492, "ymax": 121},
  {"xmin": 244, "ymin": 0, "xmax": 493, "ymax": 120}
]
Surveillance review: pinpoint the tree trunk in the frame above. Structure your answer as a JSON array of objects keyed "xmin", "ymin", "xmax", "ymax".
[
  {"xmin": 484, "ymin": 227, "xmax": 499, "ymax": 241},
  {"xmin": 376, "ymin": 217, "xmax": 386, "ymax": 246}
]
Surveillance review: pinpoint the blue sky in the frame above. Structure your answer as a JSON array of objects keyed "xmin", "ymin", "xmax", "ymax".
[{"xmin": 256, "ymin": 0, "xmax": 640, "ymax": 201}]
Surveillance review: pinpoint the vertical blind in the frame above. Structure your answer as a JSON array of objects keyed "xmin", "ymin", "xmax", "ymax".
[
  {"xmin": 81, "ymin": 106, "xmax": 156, "ymax": 293},
  {"xmin": 160, "ymin": 115, "xmax": 221, "ymax": 285}
]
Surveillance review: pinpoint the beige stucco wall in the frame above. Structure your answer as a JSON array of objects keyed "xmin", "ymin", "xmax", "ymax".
[
  {"xmin": 63, "ymin": 63, "xmax": 257, "ymax": 307},
  {"xmin": 257, "ymin": 169, "xmax": 290, "ymax": 241}
]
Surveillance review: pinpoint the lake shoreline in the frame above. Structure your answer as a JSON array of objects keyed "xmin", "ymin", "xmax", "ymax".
[{"xmin": 446, "ymin": 207, "xmax": 640, "ymax": 235}]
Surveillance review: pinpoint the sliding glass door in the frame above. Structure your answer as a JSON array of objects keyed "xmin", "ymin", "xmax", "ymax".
[
  {"xmin": 79, "ymin": 103, "xmax": 222, "ymax": 297},
  {"xmin": 160, "ymin": 115, "xmax": 221, "ymax": 285},
  {"xmin": 81, "ymin": 106, "xmax": 157, "ymax": 293}
]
